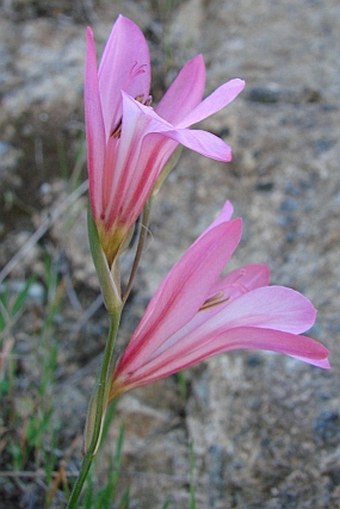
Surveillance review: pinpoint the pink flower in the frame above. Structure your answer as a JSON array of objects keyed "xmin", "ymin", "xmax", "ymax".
[
  {"xmin": 110, "ymin": 202, "xmax": 330, "ymax": 398},
  {"xmin": 85, "ymin": 15, "xmax": 245, "ymax": 265}
]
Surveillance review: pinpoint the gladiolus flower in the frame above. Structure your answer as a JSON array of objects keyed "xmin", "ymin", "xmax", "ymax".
[
  {"xmin": 84, "ymin": 15, "xmax": 245, "ymax": 265},
  {"xmin": 110, "ymin": 202, "xmax": 330, "ymax": 398}
]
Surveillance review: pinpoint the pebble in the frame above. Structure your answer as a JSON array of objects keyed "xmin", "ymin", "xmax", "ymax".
[{"xmin": 314, "ymin": 410, "xmax": 340, "ymax": 446}]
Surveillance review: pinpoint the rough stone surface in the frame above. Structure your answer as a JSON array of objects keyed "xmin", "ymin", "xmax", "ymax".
[{"xmin": 0, "ymin": 1, "xmax": 339, "ymax": 508}]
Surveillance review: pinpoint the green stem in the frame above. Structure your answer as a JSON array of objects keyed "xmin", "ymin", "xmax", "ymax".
[{"xmin": 66, "ymin": 311, "xmax": 121, "ymax": 509}]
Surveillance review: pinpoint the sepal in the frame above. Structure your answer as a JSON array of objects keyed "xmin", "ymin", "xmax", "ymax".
[{"xmin": 87, "ymin": 206, "xmax": 122, "ymax": 314}]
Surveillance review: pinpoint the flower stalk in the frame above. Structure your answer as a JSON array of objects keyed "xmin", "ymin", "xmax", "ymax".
[
  {"xmin": 66, "ymin": 311, "xmax": 121, "ymax": 509},
  {"xmin": 66, "ymin": 209, "xmax": 124, "ymax": 508}
]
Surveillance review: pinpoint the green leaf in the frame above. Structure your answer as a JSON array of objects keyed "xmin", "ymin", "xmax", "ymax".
[{"xmin": 11, "ymin": 276, "xmax": 35, "ymax": 317}]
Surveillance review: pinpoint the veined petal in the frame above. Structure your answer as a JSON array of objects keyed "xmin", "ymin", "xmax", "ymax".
[
  {"xmin": 184, "ymin": 264, "xmax": 271, "ymax": 318},
  {"xmin": 124, "ymin": 278, "xmax": 317, "ymax": 378},
  {"xmin": 159, "ymin": 127, "xmax": 232, "ymax": 162},
  {"xmin": 177, "ymin": 78, "xmax": 245, "ymax": 129},
  {"xmin": 112, "ymin": 93, "xmax": 149, "ymax": 188},
  {"xmin": 98, "ymin": 15, "xmax": 151, "ymax": 138},
  {"xmin": 116, "ymin": 218, "xmax": 243, "ymax": 374},
  {"xmin": 169, "ymin": 285, "xmax": 316, "ymax": 349},
  {"xmin": 215, "ymin": 264, "xmax": 271, "ymax": 298},
  {"xmin": 209, "ymin": 286, "xmax": 317, "ymax": 334},
  {"xmin": 156, "ymin": 55, "xmax": 206, "ymax": 124},
  {"xmin": 189, "ymin": 327, "xmax": 331, "ymax": 369},
  {"xmin": 104, "ymin": 94, "xmax": 173, "ymax": 224},
  {"xmin": 155, "ymin": 265, "xmax": 270, "ymax": 349},
  {"xmin": 118, "ymin": 214, "xmax": 256, "ymax": 366},
  {"xmin": 85, "ymin": 27, "xmax": 106, "ymax": 220},
  {"xmin": 121, "ymin": 95, "xmax": 233, "ymax": 162},
  {"xmin": 121, "ymin": 133, "xmax": 178, "ymax": 225},
  {"xmin": 106, "ymin": 94, "xmax": 234, "ymax": 226},
  {"xmin": 122, "ymin": 327, "xmax": 330, "ymax": 389}
]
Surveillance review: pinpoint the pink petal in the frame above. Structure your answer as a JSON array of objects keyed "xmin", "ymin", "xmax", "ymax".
[
  {"xmin": 196, "ymin": 264, "xmax": 270, "ymax": 308},
  {"xmin": 208, "ymin": 201, "xmax": 234, "ymax": 227},
  {"xmin": 128, "ymin": 283, "xmax": 317, "ymax": 378},
  {"xmin": 210, "ymin": 286, "xmax": 317, "ymax": 334},
  {"xmin": 177, "ymin": 78, "xmax": 246, "ymax": 128},
  {"xmin": 122, "ymin": 133, "xmax": 177, "ymax": 225},
  {"xmin": 193, "ymin": 201, "xmax": 234, "ymax": 242},
  {"xmin": 191, "ymin": 327, "xmax": 331, "ymax": 370},
  {"xmin": 169, "ymin": 286, "xmax": 316, "ymax": 352},
  {"xmin": 121, "ymin": 95, "xmax": 233, "ymax": 162},
  {"xmin": 159, "ymin": 127, "xmax": 232, "ymax": 162},
  {"xmin": 104, "ymin": 95, "xmax": 173, "ymax": 224},
  {"xmin": 84, "ymin": 27, "xmax": 106, "ymax": 219},
  {"xmin": 156, "ymin": 55, "xmax": 206, "ymax": 124},
  {"xmin": 105, "ymin": 93, "xmax": 234, "ymax": 225},
  {"xmin": 117, "ymin": 218, "xmax": 243, "ymax": 374},
  {"xmin": 101, "ymin": 135, "xmax": 119, "ymax": 220},
  {"xmin": 124, "ymin": 327, "xmax": 330, "ymax": 388},
  {"xmin": 98, "ymin": 15, "xmax": 151, "ymax": 138},
  {"xmin": 176, "ymin": 265, "xmax": 271, "ymax": 333},
  {"xmin": 105, "ymin": 93, "xmax": 160, "ymax": 218},
  {"xmin": 215, "ymin": 264, "xmax": 271, "ymax": 297},
  {"xmin": 116, "ymin": 203, "xmax": 241, "ymax": 375}
]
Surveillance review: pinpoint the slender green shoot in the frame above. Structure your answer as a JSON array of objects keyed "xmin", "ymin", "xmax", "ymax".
[{"xmin": 189, "ymin": 443, "xmax": 197, "ymax": 509}]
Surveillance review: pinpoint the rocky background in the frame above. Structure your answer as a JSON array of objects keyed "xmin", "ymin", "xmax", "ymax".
[{"xmin": 0, "ymin": 0, "xmax": 339, "ymax": 508}]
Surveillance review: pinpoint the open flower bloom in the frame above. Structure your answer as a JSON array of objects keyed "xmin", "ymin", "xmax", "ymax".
[
  {"xmin": 85, "ymin": 15, "xmax": 245, "ymax": 265},
  {"xmin": 110, "ymin": 202, "xmax": 330, "ymax": 398}
]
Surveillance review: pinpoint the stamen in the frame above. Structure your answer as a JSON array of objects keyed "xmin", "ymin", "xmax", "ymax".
[
  {"xmin": 111, "ymin": 119, "xmax": 123, "ymax": 138},
  {"xmin": 199, "ymin": 291, "xmax": 230, "ymax": 311},
  {"xmin": 135, "ymin": 94, "xmax": 153, "ymax": 107}
]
